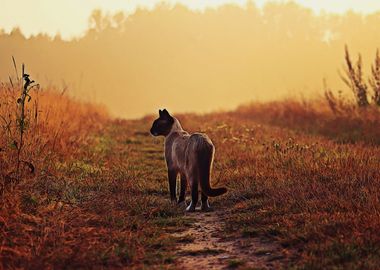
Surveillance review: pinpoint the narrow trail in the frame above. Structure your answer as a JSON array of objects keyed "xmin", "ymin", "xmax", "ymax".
[
  {"xmin": 172, "ymin": 208, "xmax": 287, "ymax": 269},
  {"xmin": 132, "ymin": 125, "xmax": 289, "ymax": 269}
]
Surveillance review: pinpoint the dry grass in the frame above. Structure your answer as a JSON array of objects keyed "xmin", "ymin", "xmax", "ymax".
[
  {"xmin": 235, "ymin": 99, "xmax": 380, "ymax": 145},
  {"xmin": 194, "ymin": 102, "xmax": 380, "ymax": 269},
  {"xmin": 0, "ymin": 81, "xmax": 108, "ymax": 182},
  {"xmin": 0, "ymin": 83, "xmax": 184, "ymax": 269},
  {"xmin": 1, "ymin": 79, "xmax": 380, "ymax": 269}
]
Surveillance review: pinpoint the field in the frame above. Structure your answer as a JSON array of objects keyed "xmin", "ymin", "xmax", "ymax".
[{"xmin": 1, "ymin": 82, "xmax": 380, "ymax": 269}]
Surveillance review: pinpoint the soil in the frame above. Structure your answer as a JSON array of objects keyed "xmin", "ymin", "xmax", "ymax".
[{"xmin": 172, "ymin": 208, "xmax": 289, "ymax": 270}]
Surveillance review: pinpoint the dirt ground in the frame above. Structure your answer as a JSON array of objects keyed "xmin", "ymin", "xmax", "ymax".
[{"xmin": 172, "ymin": 208, "xmax": 288, "ymax": 269}]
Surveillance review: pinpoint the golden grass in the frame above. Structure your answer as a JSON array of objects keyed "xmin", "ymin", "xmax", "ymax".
[
  {"xmin": 0, "ymin": 84, "xmax": 181, "ymax": 268},
  {"xmin": 184, "ymin": 102, "xmax": 380, "ymax": 269},
  {"xmin": 0, "ymin": 82, "xmax": 108, "ymax": 180},
  {"xmin": 235, "ymin": 99, "xmax": 380, "ymax": 145},
  {"xmin": 1, "ymin": 84, "xmax": 380, "ymax": 269}
]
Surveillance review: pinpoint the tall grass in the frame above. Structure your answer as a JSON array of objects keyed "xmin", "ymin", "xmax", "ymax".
[
  {"xmin": 2, "ymin": 51, "xmax": 380, "ymax": 268},
  {"xmin": 236, "ymin": 47, "xmax": 380, "ymax": 145},
  {"xmin": 331, "ymin": 46, "xmax": 380, "ymax": 109},
  {"xmin": 0, "ymin": 63, "xmax": 110, "ymax": 267},
  {"xmin": 1, "ymin": 64, "xmax": 184, "ymax": 269},
  {"xmin": 370, "ymin": 49, "xmax": 380, "ymax": 106},
  {"xmin": 340, "ymin": 45, "xmax": 369, "ymax": 107},
  {"xmin": 0, "ymin": 77, "xmax": 108, "ymax": 194},
  {"xmin": 234, "ymin": 98, "xmax": 380, "ymax": 145},
  {"xmin": 175, "ymin": 108, "xmax": 380, "ymax": 269}
]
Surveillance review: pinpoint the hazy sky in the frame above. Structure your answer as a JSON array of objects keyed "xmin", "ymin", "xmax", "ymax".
[{"xmin": 1, "ymin": 0, "xmax": 380, "ymax": 39}]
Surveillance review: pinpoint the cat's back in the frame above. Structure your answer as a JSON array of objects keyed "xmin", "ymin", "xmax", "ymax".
[
  {"xmin": 186, "ymin": 132, "xmax": 214, "ymax": 157},
  {"xmin": 188, "ymin": 132, "xmax": 213, "ymax": 147}
]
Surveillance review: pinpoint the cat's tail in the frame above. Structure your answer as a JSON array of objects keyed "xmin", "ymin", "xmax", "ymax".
[{"xmin": 196, "ymin": 137, "xmax": 227, "ymax": 197}]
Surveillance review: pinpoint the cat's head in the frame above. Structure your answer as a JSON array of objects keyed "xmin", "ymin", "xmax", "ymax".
[{"xmin": 150, "ymin": 109, "xmax": 174, "ymax": 136}]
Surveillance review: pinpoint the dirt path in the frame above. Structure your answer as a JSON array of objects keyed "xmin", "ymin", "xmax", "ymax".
[
  {"xmin": 132, "ymin": 125, "xmax": 290, "ymax": 269},
  {"xmin": 172, "ymin": 208, "xmax": 287, "ymax": 269}
]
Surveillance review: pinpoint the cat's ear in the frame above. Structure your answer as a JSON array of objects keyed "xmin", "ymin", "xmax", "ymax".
[
  {"xmin": 159, "ymin": 109, "xmax": 163, "ymax": 117},
  {"xmin": 162, "ymin": 109, "xmax": 171, "ymax": 118}
]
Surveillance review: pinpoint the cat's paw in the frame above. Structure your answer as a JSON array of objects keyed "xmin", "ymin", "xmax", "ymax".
[
  {"xmin": 201, "ymin": 200, "xmax": 212, "ymax": 212},
  {"xmin": 186, "ymin": 204, "xmax": 196, "ymax": 212}
]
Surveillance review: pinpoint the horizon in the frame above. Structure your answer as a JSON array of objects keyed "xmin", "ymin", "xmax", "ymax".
[
  {"xmin": 2, "ymin": 0, "xmax": 380, "ymax": 40},
  {"xmin": 1, "ymin": 1, "xmax": 380, "ymax": 118}
]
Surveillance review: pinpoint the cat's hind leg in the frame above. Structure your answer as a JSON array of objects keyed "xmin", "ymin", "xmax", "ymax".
[{"xmin": 186, "ymin": 175, "xmax": 198, "ymax": 212}]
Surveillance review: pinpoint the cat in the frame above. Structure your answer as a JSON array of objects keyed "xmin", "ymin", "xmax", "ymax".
[{"xmin": 150, "ymin": 109, "xmax": 227, "ymax": 212}]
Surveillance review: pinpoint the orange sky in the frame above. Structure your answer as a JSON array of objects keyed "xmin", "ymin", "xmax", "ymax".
[{"xmin": 1, "ymin": 0, "xmax": 380, "ymax": 39}]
